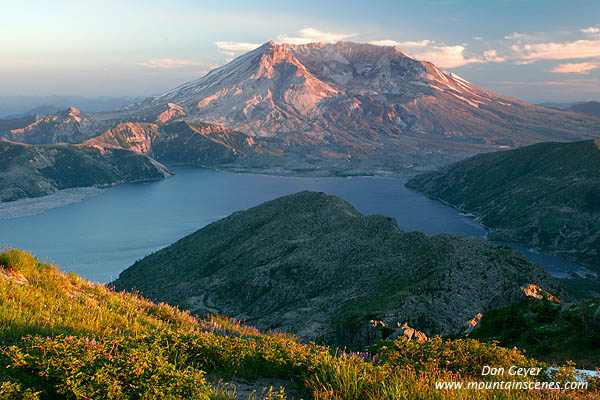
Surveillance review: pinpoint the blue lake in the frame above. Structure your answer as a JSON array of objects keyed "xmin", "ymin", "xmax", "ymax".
[{"xmin": 0, "ymin": 167, "xmax": 588, "ymax": 282}]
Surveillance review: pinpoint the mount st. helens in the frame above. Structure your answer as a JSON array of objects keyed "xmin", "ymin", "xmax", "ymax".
[
  {"xmin": 113, "ymin": 191, "xmax": 567, "ymax": 348},
  {"xmin": 125, "ymin": 41, "xmax": 598, "ymax": 171},
  {"xmin": 2, "ymin": 41, "xmax": 599, "ymax": 178},
  {"xmin": 406, "ymin": 140, "xmax": 600, "ymax": 274}
]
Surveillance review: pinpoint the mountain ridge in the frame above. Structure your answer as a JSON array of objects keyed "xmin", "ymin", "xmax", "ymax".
[
  {"xmin": 406, "ymin": 139, "xmax": 600, "ymax": 273},
  {"xmin": 2, "ymin": 41, "xmax": 599, "ymax": 178},
  {"xmin": 113, "ymin": 191, "xmax": 567, "ymax": 348},
  {"xmin": 0, "ymin": 139, "xmax": 172, "ymax": 202}
]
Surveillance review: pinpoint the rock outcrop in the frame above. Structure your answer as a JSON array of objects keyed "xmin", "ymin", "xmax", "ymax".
[
  {"xmin": 464, "ymin": 313, "xmax": 483, "ymax": 333},
  {"xmin": 399, "ymin": 322, "xmax": 428, "ymax": 341}
]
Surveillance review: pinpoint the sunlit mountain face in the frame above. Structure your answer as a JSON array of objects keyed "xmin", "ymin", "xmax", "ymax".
[{"xmin": 3, "ymin": 41, "xmax": 599, "ymax": 174}]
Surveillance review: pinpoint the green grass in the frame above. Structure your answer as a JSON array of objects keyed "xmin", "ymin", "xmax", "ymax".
[
  {"xmin": 0, "ymin": 249, "xmax": 598, "ymax": 399},
  {"xmin": 469, "ymin": 297, "xmax": 600, "ymax": 368}
]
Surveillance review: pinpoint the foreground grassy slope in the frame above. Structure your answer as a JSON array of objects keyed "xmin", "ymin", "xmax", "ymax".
[
  {"xmin": 406, "ymin": 140, "xmax": 600, "ymax": 271},
  {"xmin": 0, "ymin": 140, "xmax": 172, "ymax": 202},
  {"xmin": 468, "ymin": 297, "xmax": 600, "ymax": 368},
  {"xmin": 1, "ymin": 249, "xmax": 597, "ymax": 399}
]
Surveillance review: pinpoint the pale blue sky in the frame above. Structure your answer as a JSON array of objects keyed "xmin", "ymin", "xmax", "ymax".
[{"xmin": 1, "ymin": 0, "xmax": 599, "ymax": 102}]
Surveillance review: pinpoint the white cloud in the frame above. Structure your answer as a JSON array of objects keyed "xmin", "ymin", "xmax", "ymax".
[
  {"xmin": 138, "ymin": 59, "xmax": 218, "ymax": 69},
  {"xmin": 369, "ymin": 39, "xmax": 507, "ymax": 68},
  {"xmin": 504, "ymin": 32, "xmax": 529, "ymax": 40},
  {"xmin": 551, "ymin": 62, "xmax": 600, "ymax": 74},
  {"xmin": 215, "ymin": 41, "xmax": 262, "ymax": 51},
  {"xmin": 277, "ymin": 27, "xmax": 357, "ymax": 45},
  {"xmin": 483, "ymin": 49, "xmax": 506, "ymax": 62},
  {"xmin": 413, "ymin": 45, "xmax": 484, "ymax": 68},
  {"xmin": 490, "ymin": 79, "xmax": 599, "ymax": 88},
  {"xmin": 218, "ymin": 50, "xmax": 235, "ymax": 57},
  {"xmin": 369, "ymin": 39, "xmax": 433, "ymax": 47},
  {"xmin": 581, "ymin": 27, "xmax": 600, "ymax": 34},
  {"xmin": 514, "ymin": 60, "xmax": 537, "ymax": 65},
  {"xmin": 513, "ymin": 39, "xmax": 600, "ymax": 60}
]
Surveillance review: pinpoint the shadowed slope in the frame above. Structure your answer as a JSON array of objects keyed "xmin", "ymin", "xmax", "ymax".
[{"xmin": 114, "ymin": 191, "xmax": 566, "ymax": 347}]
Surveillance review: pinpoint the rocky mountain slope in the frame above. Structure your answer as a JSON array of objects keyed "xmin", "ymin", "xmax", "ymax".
[
  {"xmin": 82, "ymin": 120, "xmax": 264, "ymax": 167},
  {"xmin": 406, "ymin": 140, "xmax": 600, "ymax": 271},
  {"xmin": 0, "ymin": 140, "xmax": 172, "ymax": 202},
  {"xmin": 0, "ymin": 107, "xmax": 106, "ymax": 144},
  {"xmin": 124, "ymin": 41, "xmax": 599, "ymax": 171},
  {"xmin": 113, "ymin": 191, "xmax": 566, "ymax": 348}
]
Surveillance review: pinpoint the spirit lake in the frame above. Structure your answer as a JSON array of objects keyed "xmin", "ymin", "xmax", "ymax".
[{"xmin": 0, "ymin": 167, "xmax": 588, "ymax": 283}]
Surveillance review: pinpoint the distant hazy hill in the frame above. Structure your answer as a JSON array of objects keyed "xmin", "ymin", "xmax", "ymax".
[
  {"xmin": 9, "ymin": 105, "xmax": 65, "ymax": 117},
  {"xmin": 538, "ymin": 101, "xmax": 600, "ymax": 117},
  {"xmin": 537, "ymin": 102, "xmax": 580, "ymax": 110},
  {"xmin": 567, "ymin": 101, "xmax": 600, "ymax": 117},
  {"xmin": 0, "ymin": 140, "xmax": 172, "ymax": 202},
  {"xmin": 113, "ymin": 191, "xmax": 565, "ymax": 348},
  {"xmin": 407, "ymin": 140, "xmax": 600, "ymax": 271},
  {"xmin": 0, "ymin": 95, "xmax": 141, "ymax": 118}
]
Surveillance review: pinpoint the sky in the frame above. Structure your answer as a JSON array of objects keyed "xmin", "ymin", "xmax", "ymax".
[{"xmin": 1, "ymin": 0, "xmax": 599, "ymax": 103}]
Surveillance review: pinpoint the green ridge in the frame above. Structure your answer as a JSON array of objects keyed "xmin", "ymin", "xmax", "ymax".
[{"xmin": 407, "ymin": 140, "xmax": 600, "ymax": 273}]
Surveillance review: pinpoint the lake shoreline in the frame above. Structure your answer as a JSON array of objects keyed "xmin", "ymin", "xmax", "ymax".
[
  {"xmin": 405, "ymin": 186, "xmax": 597, "ymax": 278},
  {"xmin": 0, "ymin": 166, "xmax": 590, "ymax": 284},
  {"xmin": 0, "ymin": 187, "xmax": 106, "ymax": 220},
  {"xmin": 0, "ymin": 165, "xmax": 418, "ymax": 219}
]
